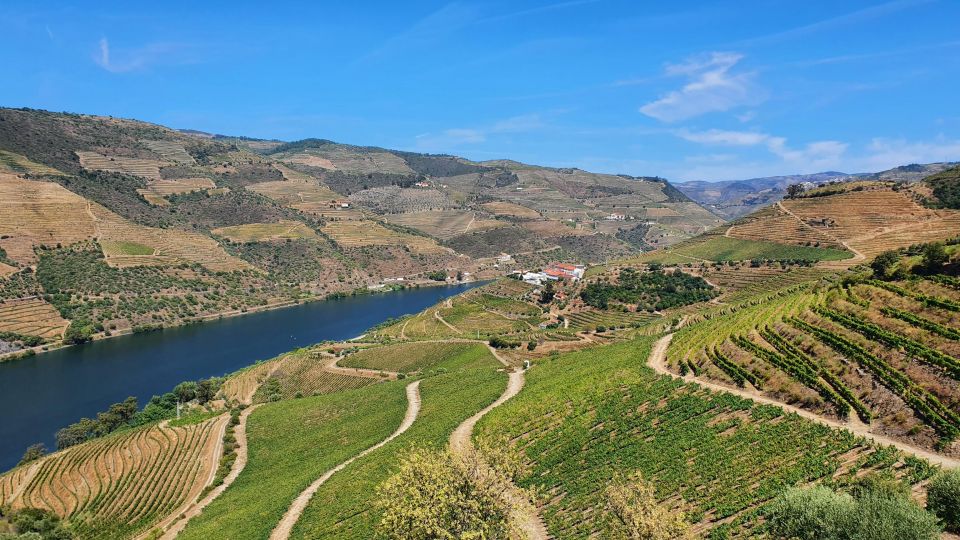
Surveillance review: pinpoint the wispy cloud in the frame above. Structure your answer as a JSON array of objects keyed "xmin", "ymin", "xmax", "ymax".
[
  {"xmin": 733, "ymin": 0, "xmax": 935, "ymax": 48},
  {"xmin": 639, "ymin": 52, "xmax": 765, "ymax": 122},
  {"xmin": 94, "ymin": 37, "xmax": 205, "ymax": 73},
  {"xmin": 414, "ymin": 113, "xmax": 547, "ymax": 151},
  {"xmin": 676, "ymin": 128, "xmax": 848, "ymax": 169}
]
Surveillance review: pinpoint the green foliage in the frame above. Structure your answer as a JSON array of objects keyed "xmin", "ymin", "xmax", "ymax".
[
  {"xmin": 289, "ymin": 366, "xmax": 507, "ymax": 539},
  {"xmin": 924, "ymin": 166, "xmax": 960, "ymax": 209},
  {"xmin": 765, "ymin": 481, "xmax": 940, "ymax": 540},
  {"xmin": 921, "ymin": 242, "xmax": 949, "ymax": 273},
  {"xmin": 640, "ymin": 236, "xmax": 852, "ymax": 264},
  {"xmin": 927, "ymin": 468, "xmax": 960, "ymax": 532},
  {"xmin": 17, "ymin": 444, "xmax": 47, "ymax": 467},
  {"xmin": 0, "ymin": 508, "xmax": 72, "ymax": 540},
  {"xmin": 870, "ymin": 250, "xmax": 901, "ymax": 279},
  {"xmin": 340, "ymin": 342, "xmax": 495, "ymax": 374},
  {"xmin": 476, "ymin": 338, "xmax": 886, "ymax": 537},
  {"xmin": 179, "ymin": 382, "xmax": 409, "ymax": 540},
  {"xmin": 426, "ymin": 270, "xmax": 447, "ymax": 281},
  {"xmin": 580, "ymin": 268, "xmax": 716, "ymax": 310}
]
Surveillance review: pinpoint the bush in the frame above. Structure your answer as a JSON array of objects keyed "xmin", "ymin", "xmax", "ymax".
[
  {"xmin": 17, "ymin": 443, "xmax": 47, "ymax": 467},
  {"xmin": 928, "ymin": 469, "xmax": 960, "ymax": 532},
  {"xmin": 605, "ymin": 472, "xmax": 692, "ymax": 539},
  {"xmin": 375, "ymin": 447, "xmax": 528, "ymax": 539},
  {"xmin": 766, "ymin": 481, "xmax": 940, "ymax": 540}
]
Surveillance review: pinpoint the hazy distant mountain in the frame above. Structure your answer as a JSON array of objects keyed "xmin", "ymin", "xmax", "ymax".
[
  {"xmin": 674, "ymin": 172, "xmax": 851, "ymax": 219},
  {"xmin": 675, "ymin": 162, "xmax": 958, "ymax": 220}
]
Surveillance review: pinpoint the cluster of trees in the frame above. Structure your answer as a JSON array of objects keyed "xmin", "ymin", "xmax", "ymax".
[
  {"xmin": 426, "ymin": 271, "xmax": 448, "ymax": 282},
  {"xmin": 871, "ymin": 241, "xmax": 957, "ymax": 280},
  {"xmin": 52, "ymin": 377, "xmax": 222, "ymax": 450},
  {"xmin": 0, "ymin": 508, "xmax": 72, "ymax": 540},
  {"xmin": 488, "ymin": 336, "xmax": 521, "ymax": 349},
  {"xmin": 767, "ymin": 472, "xmax": 960, "ymax": 539},
  {"xmin": 580, "ymin": 268, "xmax": 716, "ymax": 310}
]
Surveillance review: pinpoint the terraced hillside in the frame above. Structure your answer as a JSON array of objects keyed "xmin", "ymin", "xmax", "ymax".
[{"xmin": 0, "ymin": 416, "xmax": 227, "ymax": 539}]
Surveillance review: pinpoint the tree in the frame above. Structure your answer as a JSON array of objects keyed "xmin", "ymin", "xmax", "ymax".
[
  {"xmin": 173, "ymin": 381, "xmax": 198, "ymax": 403},
  {"xmin": 786, "ymin": 183, "xmax": 806, "ymax": 198},
  {"xmin": 62, "ymin": 320, "xmax": 93, "ymax": 345},
  {"xmin": 605, "ymin": 472, "xmax": 692, "ymax": 540},
  {"xmin": 928, "ymin": 468, "xmax": 960, "ymax": 532},
  {"xmin": 375, "ymin": 447, "xmax": 528, "ymax": 540},
  {"xmin": 922, "ymin": 242, "xmax": 949, "ymax": 273},
  {"xmin": 540, "ymin": 281, "xmax": 556, "ymax": 304},
  {"xmin": 870, "ymin": 250, "xmax": 900, "ymax": 279},
  {"xmin": 195, "ymin": 378, "xmax": 219, "ymax": 404},
  {"xmin": 17, "ymin": 443, "xmax": 47, "ymax": 466}
]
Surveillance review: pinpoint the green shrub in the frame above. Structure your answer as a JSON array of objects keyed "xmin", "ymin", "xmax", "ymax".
[{"xmin": 928, "ymin": 469, "xmax": 960, "ymax": 532}]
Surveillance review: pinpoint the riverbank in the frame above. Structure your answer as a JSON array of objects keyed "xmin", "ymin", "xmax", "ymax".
[
  {"xmin": 0, "ymin": 282, "xmax": 484, "ymax": 471},
  {"xmin": 0, "ymin": 279, "xmax": 487, "ymax": 363}
]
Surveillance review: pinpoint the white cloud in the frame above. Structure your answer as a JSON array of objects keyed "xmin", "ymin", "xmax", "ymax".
[
  {"xmin": 94, "ymin": 37, "xmax": 202, "ymax": 73},
  {"xmin": 414, "ymin": 114, "xmax": 545, "ymax": 151},
  {"xmin": 640, "ymin": 52, "xmax": 765, "ymax": 122},
  {"xmin": 676, "ymin": 128, "xmax": 848, "ymax": 169},
  {"xmin": 848, "ymin": 137, "xmax": 960, "ymax": 172}
]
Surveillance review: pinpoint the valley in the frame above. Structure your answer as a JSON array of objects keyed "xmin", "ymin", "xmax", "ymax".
[{"xmin": 1, "ymin": 108, "xmax": 959, "ymax": 539}]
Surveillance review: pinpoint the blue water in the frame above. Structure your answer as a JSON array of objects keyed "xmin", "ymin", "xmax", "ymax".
[{"xmin": 0, "ymin": 283, "xmax": 480, "ymax": 471}]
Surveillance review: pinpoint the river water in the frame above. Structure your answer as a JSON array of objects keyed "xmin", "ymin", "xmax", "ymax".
[{"xmin": 0, "ymin": 283, "xmax": 480, "ymax": 471}]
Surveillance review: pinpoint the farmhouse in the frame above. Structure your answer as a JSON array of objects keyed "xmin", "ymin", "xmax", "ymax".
[
  {"xmin": 329, "ymin": 199, "xmax": 351, "ymax": 209},
  {"xmin": 605, "ymin": 212, "xmax": 626, "ymax": 221},
  {"xmin": 544, "ymin": 263, "xmax": 585, "ymax": 281}
]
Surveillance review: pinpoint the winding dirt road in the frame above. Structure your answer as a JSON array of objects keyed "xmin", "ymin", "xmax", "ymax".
[
  {"xmin": 648, "ymin": 333, "xmax": 959, "ymax": 469},
  {"xmin": 268, "ymin": 380, "xmax": 423, "ymax": 540},
  {"xmin": 448, "ymin": 346, "xmax": 550, "ymax": 540},
  {"xmin": 148, "ymin": 405, "xmax": 260, "ymax": 540}
]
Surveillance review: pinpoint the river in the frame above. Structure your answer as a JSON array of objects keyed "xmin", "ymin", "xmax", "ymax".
[{"xmin": 0, "ymin": 283, "xmax": 480, "ymax": 471}]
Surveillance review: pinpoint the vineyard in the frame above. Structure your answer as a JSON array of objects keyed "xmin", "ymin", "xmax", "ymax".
[
  {"xmin": 694, "ymin": 264, "xmax": 832, "ymax": 302},
  {"xmin": 348, "ymin": 186, "xmax": 455, "ymax": 213},
  {"xmin": 136, "ymin": 177, "xmax": 216, "ymax": 206},
  {"xmin": 93, "ymin": 207, "xmax": 252, "ymax": 272},
  {"xmin": 140, "ymin": 139, "xmax": 196, "ymax": 164},
  {"xmin": 289, "ymin": 363, "xmax": 507, "ymax": 539},
  {"xmin": 0, "ymin": 415, "xmax": 227, "ymax": 539},
  {"xmin": 219, "ymin": 357, "xmax": 283, "ymax": 405},
  {"xmin": 0, "ymin": 149, "xmax": 66, "ymax": 176},
  {"xmin": 628, "ymin": 234, "xmax": 852, "ymax": 265},
  {"xmin": 667, "ymin": 274, "xmax": 960, "ymax": 452},
  {"xmin": 481, "ymin": 201, "xmax": 541, "ymax": 219},
  {"xmin": 385, "ymin": 210, "xmax": 504, "ymax": 240},
  {"xmin": 212, "ymin": 221, "xmax": 319, "ymax": 243},
  {"xmin": 246, "ymin": 165, "xmax": 342, "ymax": 215},
  {"xmin": 726, "ymin": 204, "xmax": 845, "ymax": 249},
  {"xmin": 564, "ymin": 308, "xmax": 660, "ymax": 332},
  {"xmin": 476, "ymin": 337, "xmax": 934, "ymax": 538},
  {"xmin": 75, "ymin": 151, "xmax": 165, "ymax": 180},
  {"xmin": 0, "ymin": 174, "xmax": 98, "ymax": 264},
  {"xmin": 254, "ymin": 351, "xmax": 380, "ymax": 401},
  {"xmin": 178, "ymin": 382, "xmax": 410, "ymax": 540},
  {"xmin": 339, "ymin": 342, "xmax": 494, "ymax": 374},
  {"xmin": 321, "ymin": 220, "xmax": 448, "ymax": 254},
  {"xmin": 0, "ymin": 297, "xmax": 70, "ymax": 339}
]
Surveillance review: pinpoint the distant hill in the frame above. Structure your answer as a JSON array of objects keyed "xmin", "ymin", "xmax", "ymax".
[
  {"xmin": 0, "ymin": 107, "xmax": 721, "ymax": 353},
  {"xmin": 676, "ymin": 162, "xmax": 958, "ymax": 220}
]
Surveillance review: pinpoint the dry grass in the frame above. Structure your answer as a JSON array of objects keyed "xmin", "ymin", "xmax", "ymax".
[
  {"xmin": 76, "ymin": 151, "xmax": 165, "ymax": 180},
  {"xmin": 279, "ymin": 147, "xmax": 414, "ymax": 175},
  {"xmin": 384, "ymin": 210, "xmax": 505, "ymax": 240},
  {"xmin": 322, "ymin": 220, "xmax": 449, "ymax": 254},
  {"xmin": 0, "ymin": 150, "xmax": 66, "ymax": 176},
  {"xmin": 93, "ymin": 207, "xmax": 253, "ymax": 272},
  {"xmin": 521, "ymin": 219, "xmax": 590, "ymax": 238},
  {"xmin": 247, "ymin": 164, "xmax": 342, "ymax": 216},
  {"xmin": 212, "ymin": 221, "xmax": 319, "ymax": 243},
  {"xmin": 0, "ymin": 174, "xmax": 98, "ymax": 264},
  {"xmin": 0, "ymin": 297, "xmax": 69, "ymax": 339},
  {"xmin": 221, "ymin": 357, "xmax": 283, "ymax": 405},
  {"xmin": 137, "ymin": 178, "xmax": 217, "ymax": 206},
  {"xmin": 727, "ymin": 205, "xmax": 845, "ymax": 249},
  {"xmin": 0, "ymin": 262, "xmax": 17, "ymax": 278},
  {"xmin": 141, "ymin": 139, "xmax": 196, "ymax": 165},
  {"xmin": 481, "ymin": 201, "xmax": 540, "ymax": 219},
  {"xmin": 279, "ymin": 154, "xmax": 337, "ymax": 169}
]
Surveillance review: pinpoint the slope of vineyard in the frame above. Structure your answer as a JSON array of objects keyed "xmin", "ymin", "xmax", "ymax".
[
  {"xmin": 0, "ymin": 415, "xmax": 228, "ymax": 539},
  {"xmin": 0, "ymin": 297, "xmax": 70, "ymax": 339},
  {"xmin": 178, "ymin": 382, "xmax": 410, "ymax": 540},
  {"xmin": 339, "ymin": 341, "xmax": 494, "ymax": 374},
  {"xmin": 212, "ymin": 221, "xmax": 319, "ymax": 243},
  {"xmin": 253, "ymin": 351, "xmax": 380, "ymax": 401},
  {"xmin": 136, "ymin": 177, "xmax": 216, "ymax": 206},
  {"xmin": 0, "ymin": 174, "xmax": 98, "ymax": 264},
  {"xmin": 322, "ymin": 220, "xmax": 449, "ymax": 255},
  {"xmin": 76, "ymin": 151, "xmax": 165, "ymax": 180},
  {"xmin": 477, "ymin": 337, "xmax": 935, "ymax": 538}
]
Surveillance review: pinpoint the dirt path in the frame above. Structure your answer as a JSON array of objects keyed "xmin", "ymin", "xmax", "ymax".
[
  {"xmin": 148, "ymin": 406, "xmax": 259, "ymax": 540},
  {"xmin": 318, "ymin": 353, "xmax": 396, "ymax": 380},
  {"xmin": 399, "ymin": 318, "xmax": 409, "ymax": 340},
  {"xmin": 648, "ymin": 334, "xmax": 960, "ymax": 469},
  {"xmin": 775, "ymin": 201, "xmax": 865, "ymax": 266},
  {"xmin": 448, "ymin": 347, "xmax": 550, "ymax": 540},
  {"xmin": 434, "ymin": 310, "xmax": 463, "ymax": 334},
  {"xmin": 269, "ymin": 381, "xmax": 422, "ymax": 540}
]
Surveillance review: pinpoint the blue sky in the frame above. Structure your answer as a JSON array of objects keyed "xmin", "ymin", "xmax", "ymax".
[{"xmin": 2, "ymin": 0, "xmax": 959, "ymax": 181}]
